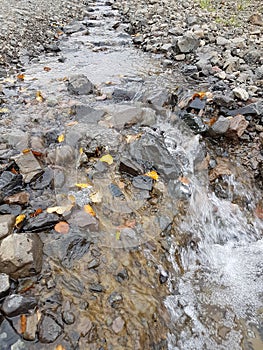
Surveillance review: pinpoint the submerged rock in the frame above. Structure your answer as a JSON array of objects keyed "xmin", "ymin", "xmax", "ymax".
[
  {"xmin": 15, "ymin": 151, "xmax": 43, "ymax": 183},
  {"xmin": 67, "ymin": 74, "xmax": 94, "ymax": 95},
  {"xmin": 38, "ymin": 315, "xmax": 63, "ymax": 343},
  {"xmin": 1, "ymin": 294, "xmax": 37, "ymax": 317}
]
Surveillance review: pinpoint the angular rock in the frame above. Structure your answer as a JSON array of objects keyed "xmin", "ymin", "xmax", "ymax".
[
  {"xmin": 22, "ymin": 212, "xmax": 58, "ymax": 232},
  {"xmin": 0, "ymin": 204, "xmax": 21, "ymax": 216},
  {"xmin": 119, "ymin": 157, "xmax": 144, "ymax": 176},
  {"xmin": 1, "ymin": 294, "xmax": 37, "ymax": 317},
  {"xmin": 68, "ymin": 211, "xmax": 99, "ymax": 231},
  {"xmin": 233, "ymin": 87, "xmax": 249, "ymax": 101},
  {"xmin": 211, "ymin": 116, "xmax": 230, "ymax": 135},
  {"xmin": 227, "ymin": 115, "xmax": 249, "ymax": 137},
  {"xmin": 67, "ymin": 74, "xmax": 94, "ymax": 95},
  {"xmin": 132, "ymin": 175, "xmax": 153, "ymax": 190},
  {"xmin": 103, "ymin": 104, "xmax": 147, "ymax": 129},
  {"xmin": 0, "ymin": 214, "xmax": 15, "ymax": 239},
  {"xmin": 15, "ymin": 151, "xmax": 43, "ymax": 183},
  {"xmin": 38, "ymin": 315, "xmax": 62, "ymax": 343},
  {"xmin": 112, "ymin": 316, "xmax": 125, "ymax": 334},
  {"xmin": 180, "ymin": 112, "xmax": 207, "ymax": 134},
  {"xmin": 71, "ymin": 104, "xmax": 105, "ymax": 123},
  {"xmin": 6, "ymin": 130, "xmax": 29, "ymax": 152},
  {"xmin": 4, "ymin": 192, "xmax": 30, "ymax": 205},
  {"xmin": 0, "ymin": 171, "xmax": 23, "ymax": 198},
  {"xmin": 248, "ymin": 13, "xmax": 263, "ymax": 26},
  {"xmin": 22, "ymin": 313, "xmax": 39, "ymax": 341},
  {"xmin": 0, "ymin": 273, "xmax": 10, "ymax": 297},
  {"xmin": 177, "ymin": 33, "xmax": 199, "ymax": 53},
  {"xmin": 62, "ymin": 311, "xmax": 75, "ymax": 325},
  {"xmin": 108, "ymin": 292, "xmax": 123, "ymax": 308},
  {"xmin": 0, "ymin": 233, "xmax": 43, "ymax": 279},
  {"xmin": 227, "ymin": 101, "xmax": 263, "ymax": 117},
  {"xmin": 89, "ymin": 283, "xmax": 104, "ymax": 293}
]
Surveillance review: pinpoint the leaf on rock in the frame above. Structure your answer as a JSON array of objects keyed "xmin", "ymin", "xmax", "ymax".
[
  {"xmin": 100, "ymin": 154, "xmax": 113, "ymax": 165},
  {"xmin": 43, "ymin": 66, "xmax": 51, "ymax": 72},
  {"xmin": 116, "ymin": 231, "xmax": 121, "ymax": 240},
  {"xmin": 47, "ymin": 205, "xmax": 72, "ymax": 215},
  {"xmin": 144, "ymin": 170, "xmax": 159, "ymax": 181},
  {"xmin": 36, "ymin": 91, "xmax": 44, "ymax": 102},
  {"xmin": 20, "ymin": 315, "xmax": 27, "ymax": 334},
  {"xmin": 84, "ymin": 204, "xmax": 96, "ymax": 217},
  {"xmin": 90, "ymin": 191, "xmax": 102, "ymax": 203},
  {"xmin": 17, "ymin": 74, "xmax": 25, "ymax": 81},
  {"xmin": 75, "ymin": 183, "xmax": 90, "ymax": 189},
  {"xmin": 0, "ymin": 108, "xmax": 10, "ymax": 114},
  {"xmin": 54, "ymin": 221, "xmax": 69, "ymax": 234},
  {"xmin": 30, "ymin": 208, "xmax": 43, "ymax": 217},
  {"xmin": 58, "ymin": 134, "xmax": 65, "ymax": 143},
  {"xmin": 15, "ymin": 214, "xmax": 26, "ymax": 227}
]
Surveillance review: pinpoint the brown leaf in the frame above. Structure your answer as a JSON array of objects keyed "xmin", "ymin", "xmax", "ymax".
[
  {"xmin": 20, "ymin": 315, "xmax": 27, "ymax": 334},
  {"xmin": 54, "ymin": 221, "xmax": 69, "ymax": 234},
  {"xmin": 30, "ymin": 208, "xmax": 43, "ymax": 218},
  {"xmin": 255, "ymin": 205, "xmax": 263, "ymax": 219},
  {"xmin": 17, "ymin": 74, "xmax": 25, "ymax": 81},
  {"xmin": 179, "ymin": 176, "xmax": 190, "ymax": 185},
  {"xmin": 43, "ymin": 66, "xmax": 51, "ymax": 72}
]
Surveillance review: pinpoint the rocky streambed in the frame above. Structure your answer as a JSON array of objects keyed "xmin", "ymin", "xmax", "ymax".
[{"xmin": 0, "ymin": 0, "xmax": 263, "ymax": 349}]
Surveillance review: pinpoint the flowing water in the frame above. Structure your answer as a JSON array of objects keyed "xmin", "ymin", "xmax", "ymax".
[{"xmin": 1, "ymin": 0, "xmax": 263, "ymax": 349}]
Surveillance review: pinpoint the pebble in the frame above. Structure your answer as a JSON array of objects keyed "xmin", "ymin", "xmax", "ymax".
[
  {"xmin": 233, "ymin": 87, "xmax": 249, "ymax": 101},
  {"xmin": 112, "ymin": 316, "xmax": 125, "ymax": 333},
  {"xmin": 0, "ymin": 214, "xmax": 15, "ymax": 239},
  {"xmin": 1, "ymin": 294, "xmax": 37, "ymax": 317},
  {"xmin": 38, "ymin": 315, "xmax": 63, "ymax": 343}
]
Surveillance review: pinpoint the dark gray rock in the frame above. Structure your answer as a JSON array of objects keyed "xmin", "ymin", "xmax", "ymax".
[
  {"xmin": 211, "ymin": 116, "xmax": 230, "ymax": 135},
  {"xmin": 0, "ymin": 273, "xmax": 10, "ymax": 297},
  {"xmin": 176, "ymin": 33, "xmax": 199, "ymax": 53},
  {"xmin": 0, "ymin": 233, "xmax": 43, "ymax": 279},
  {"xmin": 0, "ymin": 214, "xmax": 15, "ymax": 239},
  {"xmin": 67, "ymin": 74, "xmax": 94, "ymax": 95},
  {"xmin": 72, "ymin": 104, "xmax": 105, "ymax": 123},
  {"xmin": 22, "ymin": 212, "xmax": 58, "ymax": 232},
  {"xmin": 89, "ymin": 283, "xmax": 104, "ymax": 293},
  {"xmin": 132, "ymin": 175, "xmax": 153, "ymax": 191},
  {"xmin": 180, "ymin": 112, "xmax": 207, "ymax": 134},
  {"xmin": 112, "ymin": 87, "xmax": 137, "ymax": 101},
  {"xmin": 0, "ymin": 204, "xmax": 21, "ymax": 216},
  {"xmin": 62, "ymin": 311, "xmax": 75, "ymax": 325},
  {"xmin": 129, "ymin": 133, "xmax": 182, "ymax": 179},
  {"xmin": 119, "ymin": 157, "xmax": 144, "ymax": 176},
  {"xmin": 227, "ymin": 101, "xmax": 263, "ymax": 117},
  {"xmin": 15, "ymin": 151, "xmax": 43, "ymax": 183},
  {"xmin": 213, "ymin": 93, "xmax": 234, "ymax": 108},
  {"xmin": 0, "ymin": 319, "xmax": 26, "ymax": 349},
  {"xmin": 108, "ymin": 292, "xmax": 123, "ymax": 308},
  {"xmin": 1, "ymin": 294, "xmax": 37, "ymax": 317},
  {"xmin": 0, "ymin": 171, "xmax": 23, "ymax": 198},
  {"xmin": 38, "ymin": 315, "xmax": 62, "ymax": 343}
]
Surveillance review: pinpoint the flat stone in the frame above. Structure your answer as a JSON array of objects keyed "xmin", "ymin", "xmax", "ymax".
[
  {"xmin": 0, "ymin": 273, "xmax": 10, "ymax": 297},
  {"xmin": 0, "ymin": 233, "xmax": 43, "ymax": 279},
  {"xmin": 62, "ymin": 311, "xmax": 75, "ymax": 325},
  {"xmin": 38, "ymin": 315, "xmax": 62, "ymax": 343},
  {"xmin": 0, "ymin": 171, "xmax": 23, "ymax": 198},
  {"xmin": 103, "ymin": 104, "xmax": 145, "ymax": 129},
  {"xmin": 67, "ymin": 74, "xmax": 94, "ymax": 95},
  {"xmin": 248, "ymin": 13, "xmax": 263, "ymax": 26},
  {"xmin": 4, "ymin": 192, "xmax": 30, "ymax": 205},
  {"xmin": 64, "ymin": 21, "xmax": 86, "ymax": 34},
  {"xmin": 0, "ymin": 204, "xmax": 21, "ymax": 216},
  {"xmin": 228, "ymin": 114, "xmax": 249, "ymax": 137},
  {"xmin": 1, "ymin": 294, "xmax": 37, "ymax": 317},
  {"xmin": 6, "ymin": 131, "xmax": 29, "ymax": 152},
  {"xmin": 22, "ymin": 212, "xmax": 58, "ymax": 232},
  {"xmin": 132, "ymin": 175, "xmax": 153, "ymax": 191},
  {"xmin": 211, "ymin": 116, "xmax": 230, "ymax": 135},
  {"xmin": 0, "ymin": 214, "xmax": 15, "ymax": 239},
  {"xmin": 15, "ymin": 151, "xmax": 43, "ymax": 183},
  {"xmin": 112, "ymin": 316, "xmax": 125, "ymax": 334},
  {"xmin": 22, "ymin": 313, "xmax": 39, "ymax": 341}
]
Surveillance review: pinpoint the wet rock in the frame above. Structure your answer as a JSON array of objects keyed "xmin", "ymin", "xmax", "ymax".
[
  {"xmin": 108, "ymin": 183, "xmax": 124, "ymax": 197},
  {"xmin": 0, "ymin": 273, "xmax": 10, "ymax": 297},
  {"xmin": 180, "ymin": 112, "xmax": 207, "ymax": 134},
  {"xmin": 115, "ymin": 268, "xmax": 129, "ymax": 283},
  {"xmin": 0, "ymin": 319, "xmax": 26, "ymax": 350},
  {"xmin": 181, "ymin": 64, "xmax": 198, "ymax": 76},
  {"xmin": 44, "ymin": 233, "xmax": 91, "ymax": 268},
  {"xmin": 233, "ymin": 87, "xmax": 249, "ymax": 101},
  {"xmin": 22, "ymin": 212, "xmax": 58, "ymax": 232},
  {"xmin": 22, "ymin": 312, "xmax": 39, "ymax": 341},
  {"xmin": 129, "ymin": 133, "xmax": 181, "ymax": 179},
  {"xmin": 188, "ymin": 97, "xmax": 206, "ymax": 111},
  {"xmin": 112, "ymin": 316, "xmax": 125, "ymax": 334},
  {"xmin": 87, "ymin": 258, "xmax": 100, "ymax": 269},
  {"xmin": 6, "ymin": 131, "xmax": 29, "ymax": 152},
  {"xmin": 213, "ymin": 93, "xmax": 234, "ymax": 108},
  {"xmin": 72, "ymin": 104, "xmax": 106, "ymax": 123},
  {"xmin": 228, "ymin": 115, "xmax": 249, "ymax": 138},
  {"xmin": 0, "ymin": 214, "xmax": 15, "ymax": 239},
  {"xmin": 112, "ymin": 87, "xmax": 137, "ymax": 101},
  {"xmin": 61, "ymin": 274, "xmax": 85, "ymax": 296},
  {"xmin": 30, "ymin": 168, "xmax": 53, "ymax": 190},
  {"xmin": 0, "ymin": 204, "xmax": 21, "ymax": 216},
  {"xmin": 0, "ymin": 171, "xmax": 23, "ymax": 199},
  {"xmin": 119, "ymin": 157, "xmax": 144, "ymax": 176},
  {"xmin": 64, "ymin": 21, "xmax": 86, "ymax": 34},
  {"xmin": 68, "ymin": 211, "xmax": 99, "ymax": 231},
  {"xmin": 108, "ymin": 292, "xmax": 123, "ymax": 308},
  {"xmin": 145, "ymin": 90, "xmax": 169, "ymax": 110},
  {"xmin": 67, "ymin": 74, "xmax": 94, "ymax": 95},
  {"xmin": 1, "ymin": 294, "xmax": 37, "ymax": 317},
  {"xmin": 0, "ymin": 233, "xmax": 43, "ymax": 279},
  {"xmin": 176, "ymin": 33, "xmax": 199, "ymax": 53},
  {"xmin": 62, "ymin": 311, "xmax": 75, "ymax": 325},
  {"xmin": 227, "ymin": 101, "xmax": 263, "ymax": 117},
  {"xmin": 47, "ymin": 144, "xmax": 75, "ymax": 166},
  {"xmin": 15, "ymin": 151, "xmax": 43, "ymax": 183},
  {"xmin": 89, "ymin": 283, "xmax": 104, "ymax": 293},
  {"xmin": 159, "ymin": 270, "xmax": 169, "ymax": 284},
  {"xmin": 211, "ymin": 116, "xmax": 230, "ymax": 135},
  {"xmin": 38, "ymin": 315, "xmax": 62, "ymax": 343},
  {"xmin": 132, "ymin": 175, "xmax": 153, "ymax": 191},
  {"xmin": 4, "ymin": 192, "xmax": 30, "ymax": 205}
]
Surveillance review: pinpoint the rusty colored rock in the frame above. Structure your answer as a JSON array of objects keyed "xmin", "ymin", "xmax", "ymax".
[{"xmin": 227, "ymin": 114, "xmax": 249, "ymax": 138}]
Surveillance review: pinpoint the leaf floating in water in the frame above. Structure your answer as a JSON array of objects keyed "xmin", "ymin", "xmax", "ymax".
[
  {"xmin": 43, "ymin": 66, "xmax": 51, "ymax": 72},
  {"xmin": 36, "ymin": 91, "xmax": 44, "ymax": 102},
  {"xmin": 15, "ymin": 214, "xmax": 26, "ymax": 227},
  {"xmin": 84, "ymin": 204, "xmax": 96, "ymax": 217},
  {"xmin": 116, "ymin": 231, "xmax": 121, "ymax": 240},
  {"xmin": 58, "ymin": 134, "xmax": 65, "ymax": 143},
  {"xmin": 17, "ymin": 73, "xmax": 25, "ymax": 81},
  {"xmin": 144, "ymin": 170, "xmax": 159, "ymax": 181},
  {"xmin": 47, "ymin": 205, "xmax": 72, "ymax": 215},
  {"xmin": 100, "ymin": 154, "xmax": 113, "ymax": 165},
  {"xmin": 54, "ymin": 221, "xmax": 69, "ymax": 234},
  {"xmin": 75, "ymin": 183, "xmax": 90, "ymax": 189}
]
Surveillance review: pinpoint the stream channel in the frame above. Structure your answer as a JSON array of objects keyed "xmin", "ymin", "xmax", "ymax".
[{"xmin": 0, "ymin": 0, "xmax": 263, "ymax": 349}]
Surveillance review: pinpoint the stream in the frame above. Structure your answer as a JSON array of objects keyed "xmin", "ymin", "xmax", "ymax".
[{"xmin": 0, "ymin": 0, "xmax": 263, "ymax": 349}]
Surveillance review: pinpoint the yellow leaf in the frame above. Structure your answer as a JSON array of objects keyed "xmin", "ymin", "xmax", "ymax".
[
  {"xmin": 84, "ymin": 204, "xmax": 96, "ymax": 217},
  {"xmin": 79, "ymin": 147, "xmax": 83, "ymax": 155},
  {"xmin": 55, "ymin": 345, "xmax": 66, "ymax": 350},
  {"xmin": 75, "ymin": 183, "xmax": 90, "ymax": 189},
  {"xmin": 58, "ymin": 134, "xmax": 65, "ymax": 143},
  {"xmin": 100, "ymin": 154, "xmax": 113, "ymax": 165},
  {"xmin": 0, "ymin": 108, "xmax": 10, "ymax": 114},
  {"xmin": 46, "ymin": 205, "xmax": 72, "ymax": 215},
  {"xmin": 144, "ymin": 170, "xmax": 159, "ymax": 181},
  {"xmin": 68, "ymin": 194, "xmax": 76, "ymax": 204},
  {"xmin": 90, "ymin": 192, "xmax": 102, "ymax": 203},
  {"xmin": 116, "ymin": 231, "xmax": 121, "ymax": 240},
  {"xmin": 36, "ymin": 91, "xmax": 44, "ymax": 102},
  {"xmin": 15, "ymin": 214, "xmax": 26, "ymax": 227}
]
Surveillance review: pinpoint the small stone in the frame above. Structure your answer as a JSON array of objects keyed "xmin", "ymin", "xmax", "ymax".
[
  {"xmin": 216, "ymin": 36, "xmax": 230, "ymax": 46},
  {"xmin": 22, "ymin": 313, "xmax": 39, "ymax": 341},
  {"xmin": 177, "ymin": 33, "xmax": 199, "ymax": 53},
  {"xmin": 38, "ymin": 315, "xmax": 62, "ymax": 343},
  {"xmin": 1, "ymin": 294, "xmax": 37, "ymax": 317},
  {"xmin": 0, "ymin": 214, "xmax": 15, "ymax": 239},
  {"xmin": 159, "ymin": 271, "xmax": 169, "ymax": 284},
  {"xmin": 67, "ymin": 74, "xmax": 94, "ymax": 95},
  {"xmin": 0, "ymin": 171, "xmax": 23, "ymax": 198},
  {"xmin": 108, "ymin": 292, "xmax": 123, "ymax": 308},
  {"xmin": 64, "ymin": 21, "xmax": 86, "ymax": 34},
  {"xmin": 132, "ymin": 175, "xmax": 153, "ymax": 191},
  {"xmin": 89, "ymin": 283, "xmax": 104, "ymax": 293},
  {"xmin": 233, "ymin": 87, "xmax": 249, "ymax": 101},
  {"xmin": 248, "ymin": 14, "xmax": 263, "ymax": 26},
  {"xmin": 15, "ymin": 151, "xmax": 43, "ymax": 183},
  {"xmin": 22, "ymin": 212, "xmax": 58, "ymax": 232},
  {"xmin": 0, "ymin": 273, "xmax": 10, "ymax": 297},
  {"xmin": 62, "ymin": 311, "xmax": 75, "ymax": 325},
  {"xmin": 175, "ymin": 54, "xmax": 186, "ymax": 61},
  {"xmin": 4, "ymin": 192, "xmax": 30, "ymax": 205},
  {"xmin": 112, "ymin": 316, "xmax": 125, "ymax": 334},
  {"xmin": 87, "ymin": 258, "xmax": 100, "ymax": 269},
  {"xmin": 228, "ymin": 114, "xmax": 249, "ymax": 137},
  {"xmin": 0, "ymin": 233, "xmax": 43, "ymax": 279},
  {"xmin": 211, "ymin": 116, "xmax": 230, "ymax": 135}
]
